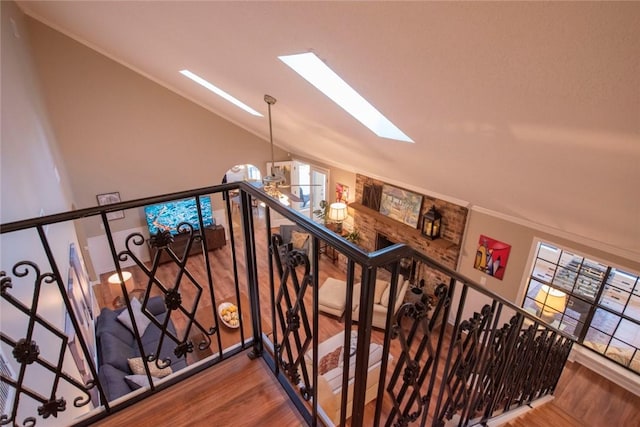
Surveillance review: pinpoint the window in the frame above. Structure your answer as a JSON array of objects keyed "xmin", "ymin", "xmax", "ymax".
[
  {"xmin": 0, "ymin": 350, "xmax": 15, "ymax": 414},
  {"xmin": 522, "ymin": 241, "xmax": 640, "ymax": 374}
]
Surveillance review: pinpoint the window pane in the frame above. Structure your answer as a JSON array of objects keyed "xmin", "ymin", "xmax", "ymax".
[
  {"xmin": 625, "ymin": 294, "xmax": 640, "ymax": 322},
  {"xmin": 590, "ymin": 308, "xmax": 620, "ymax": 335},
  {"xmin": 608, "ymin": 269, "xmax": 637, "ymax": 293},
  {"xmin": 565, "ymin": 296, "xmax": 590, "ymax": 322},
  {"xmin": 532, "ymin": 259, "xmax": 556, "ymax": 283},
  {"xmin": 538, "ymin": 243, "xmax": 560, "ymax": 263},
  {"xmin": 574, "ymin": 273, "xmax": 600, "ymax": 301},
  {"xmin": 584, "ymin": 327, "xmax": 611, "ymax": 349},
  {"xmin": 559, "ymin": 317, "xmax": 584, "ymax": 338},
  {"xmin": 606, "ymin": 338, "xmax": 636, "ymax": 368},
  {"xmin": 558, "ymin": 251, "xmax": 582, "ymax": 270},
  {"xmin": 599, "ymin": 285, "xmax": 630, "ymax": 313},
  {"xmin": 582, "ymin": 259, "xmax": 608, "ymax": 281},
  {"xmin": 523, "ymin": 297, "xmax": 540, "ymax": 317},
  {"xmin": 613, "ymin": 319, "xmax": 640, "ymax": 348},
  {"xmin": 526, "ymin": 279, "xmax": 545, "ymax": 301},
  {"xmin": 552, "ymin": 266, "xmax": 577, "ymax": 293}
]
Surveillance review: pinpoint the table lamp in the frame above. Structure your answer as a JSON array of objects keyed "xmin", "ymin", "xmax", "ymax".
[
  {"xmin": 535, "ymin": 285, "xmax": 567, "ymax": 323},
  {"xmin": 328, "ymin": 202, "xmax": 348, "ymax": 234}
]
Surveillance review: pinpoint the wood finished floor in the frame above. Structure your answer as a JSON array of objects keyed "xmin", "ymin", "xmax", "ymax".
[
  {"xmin": 92, "ymin": 349, "xmax": 306, "ymax": 427},
  {"xmin": 92, "ymin": 206, "xmax": 640, "ymax": 426}
]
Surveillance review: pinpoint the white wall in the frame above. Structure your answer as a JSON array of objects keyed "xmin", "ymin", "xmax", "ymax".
[{"xmin": 1, "ymin": 2, "xmax": 91, "ymax": 424}]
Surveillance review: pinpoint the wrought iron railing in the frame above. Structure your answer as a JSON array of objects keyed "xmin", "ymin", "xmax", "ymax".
[{"xmin": 0, "ymin": 182, "xmax": 574, "ymax": 426}]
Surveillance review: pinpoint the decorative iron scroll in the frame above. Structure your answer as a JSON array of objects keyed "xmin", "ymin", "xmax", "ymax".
[
  {"xmin": 122, "ymin": 224, "xmax": 219, "ymax": 364},
  {"xmin": 435, "ymin": 303, "xmax": 494, "ymax": 426},
  {"xmin": 1, "ymin": 264, "xmax": 95, "ymax": 427},
  {"xmin": 386, "ymin": 283, "xmax": 449, "ymax": 427},
  {"xmin": 432, "ymin": 306, "xmax": 573, "ymax": 426},
  {"xmin": 269, "ymin": 234, "xmax": 314, "ymax": 400}
]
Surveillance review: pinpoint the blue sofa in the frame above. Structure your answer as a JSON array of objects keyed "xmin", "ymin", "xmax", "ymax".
[{"xmin": 95, "ymin": 295, "xmax": 187, "ymax": 401}]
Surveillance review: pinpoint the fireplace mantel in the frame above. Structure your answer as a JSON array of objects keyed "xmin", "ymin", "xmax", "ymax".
[{"xmin": 348, "ymin": 202, "xmax": 458, "ymax": 251}]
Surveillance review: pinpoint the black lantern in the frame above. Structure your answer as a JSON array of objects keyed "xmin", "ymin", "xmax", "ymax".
[{"xmin": 421, "ymin": 205, "xmax": 442, "ymax": 240}]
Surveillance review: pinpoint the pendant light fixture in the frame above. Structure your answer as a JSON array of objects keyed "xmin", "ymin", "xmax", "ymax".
[{"xmin": 263, "ymin": 94, "xmax": 285, "ymax": 186}]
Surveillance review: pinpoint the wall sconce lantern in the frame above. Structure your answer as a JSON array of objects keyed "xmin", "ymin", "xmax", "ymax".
[{"xmin": 421, "ymin": 205, "xmax": 442, "ymax": 240}]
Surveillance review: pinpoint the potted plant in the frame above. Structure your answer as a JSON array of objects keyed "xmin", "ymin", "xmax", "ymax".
[
  {"xmin": 345, "ymin": 229, "xmax": 361, "ymax": 244},
  {"xmin": 313, "ymin": 200, "xmax": 328, "ymax": 223}
]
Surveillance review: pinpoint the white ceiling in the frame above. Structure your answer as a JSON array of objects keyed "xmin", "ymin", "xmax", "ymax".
[{"xmin": 17, "ymin": 1, "xmax": 640, "ymax": 258}]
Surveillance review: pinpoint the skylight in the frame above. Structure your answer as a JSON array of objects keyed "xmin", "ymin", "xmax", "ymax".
[
  {"xmin": 278, "ymin": 52, "xmax": 413, "ymax": 143},
  {"xmin": 179, "ymin": 70, "xmax": 263, "ymax": 117}
]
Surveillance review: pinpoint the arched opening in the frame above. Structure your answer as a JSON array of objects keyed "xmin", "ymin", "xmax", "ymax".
[
  {"xmin": 222, "ymin": 163, "xmax": 263, "ymax": 217},
  {"xmin": 223, "ymin": 164, "xmax": 262, "ymax": 184}
]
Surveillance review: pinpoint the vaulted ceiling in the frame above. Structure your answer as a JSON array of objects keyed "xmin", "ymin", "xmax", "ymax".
[{"xmin": 16, "ymin": 1, "xmax": 640, "ymax": 257}]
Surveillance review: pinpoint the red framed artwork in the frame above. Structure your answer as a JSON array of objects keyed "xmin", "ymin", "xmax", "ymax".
[
  {"xmin": 336, "ymin": 183, "xmax": 349, "ymax": 204},
  {"xmin": 474, "ymin": 235, "xmax": 511, "ymax": 280}
]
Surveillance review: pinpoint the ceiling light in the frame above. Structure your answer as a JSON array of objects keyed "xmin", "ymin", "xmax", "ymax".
[
  {"xmin": 278, "ymin": 52, "xmax": 413, "ymax": 143},
  {"xmin": 180, "ymin": 69, "xmax": 262, "ymax": 117}
]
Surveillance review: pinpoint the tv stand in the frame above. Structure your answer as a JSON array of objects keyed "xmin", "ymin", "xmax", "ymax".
[{"xmin": 148, "ymin": 225, "xmax": 226, "ymax": 264}]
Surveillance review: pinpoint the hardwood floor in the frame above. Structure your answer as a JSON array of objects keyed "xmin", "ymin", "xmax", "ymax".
[
  {"xmin": 92, "ymin": 349, "xmax": 306, "ymax": 427},
  {"xmin": 504, "ymin": 359, "xmax": 640, "ymax": 427},
  {"xmin": 91, "ymin": 206, "xmax": 640, "ymax": 426},
  {"xmin": 551, "ymin": 360, "xmax": 640, "ymax": 427}
]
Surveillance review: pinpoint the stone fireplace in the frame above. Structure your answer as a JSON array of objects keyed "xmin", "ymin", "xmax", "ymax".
[{"xmin": 344, "ymin": 174, "xmax": 469, "ymax": 294}]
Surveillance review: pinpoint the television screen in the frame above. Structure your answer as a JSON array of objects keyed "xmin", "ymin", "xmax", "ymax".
[{"xmin": 144, "ymin": 196, "xmax": 213, "ymax": 236}]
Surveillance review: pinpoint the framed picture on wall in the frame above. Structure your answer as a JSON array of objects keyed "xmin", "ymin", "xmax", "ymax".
[
  {"xmin": 473, "ymin": 235, "xmax": 511, "ymax": 280},
  {"xmin": 336, "ymin": 182, "xmax": 349, "ymax": 203},
  {"xmin": 362, "ymin": 184, "xmax": 382, "ymax": 211},
  {"xmin": 378, "ymin": 184, "xmax": 423, "ymax": 228},
  {"xmin": 96, "ymin": 191, "xmax": 124, "ymax": 220}
]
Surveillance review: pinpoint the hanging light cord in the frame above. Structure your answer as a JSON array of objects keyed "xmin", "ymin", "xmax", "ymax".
[{"xmin": 263, "ymin": 94, "xmax": 281, "ymax": 184}]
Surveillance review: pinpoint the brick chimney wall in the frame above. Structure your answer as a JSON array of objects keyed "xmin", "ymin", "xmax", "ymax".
[{"xmin": 347, "ymin": 174, "xmax": 469, "ymax": 293}]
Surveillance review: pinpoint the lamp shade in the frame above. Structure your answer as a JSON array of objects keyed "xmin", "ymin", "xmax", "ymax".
[
  {"xmin": 328, "ymin": 202, "xmax": 348, "ymax": 222},
  {"xmin": 535, "ymin": 285, "xmax": 567, "ymax": 314}
]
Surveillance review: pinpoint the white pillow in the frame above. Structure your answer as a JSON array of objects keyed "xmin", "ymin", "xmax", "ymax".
[
  {"xmin": 117, "ymin": 297, "xmax": 152, "ymax": 336},
  {"xmin": 128, "ymin": 357, "xmax": 173, "ymax": 378},
  {"xmin": 374, "ymin": 280, "xmax": 388, "ymax": 304},
  {"xmin": 380, "ymin": 275, "xmax": 405, "ymax": 308}
]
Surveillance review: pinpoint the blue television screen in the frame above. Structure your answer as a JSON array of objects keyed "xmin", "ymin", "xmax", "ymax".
[{"xmin": 144, "ymin": 196, "xmax": 213, "ymax": 235}]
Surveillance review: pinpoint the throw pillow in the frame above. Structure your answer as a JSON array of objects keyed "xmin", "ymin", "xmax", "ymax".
[
  {"xmin": 117, "ymin": 297, "xmax": 152, "ymax": 336},
  {"xmin": 128, "ymin": 357, "xmax": 173, "ymax": 378},
  {"xmin": 291, "ymin": 231, "xmax": 309, "ymax": 250},
  {"xmin": 380, "ymin": 276, "xmax": 403, "ymax": 308},
  {"xmin": 318, "ymin": 346, "xmax": 342, "ymax": 375},
  {"xmin": 124, "ymin": 374, "xmax": 159, "ymax": 391},
  {"xmin": 380, "ymin": 283, "xmax": 391, "ymax": 308},
  {"xmin": 374, "ymin": 279, "xmax": 388, "ymax": 304}
]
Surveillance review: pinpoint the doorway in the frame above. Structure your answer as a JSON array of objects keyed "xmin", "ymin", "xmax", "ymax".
[
  {"xmin": 291, "ymin": 160, "xmax": 328, "ymax": 222},
  {"xmin": 309, "ymin": 166, "xmax": 328, "ymax": 222}
]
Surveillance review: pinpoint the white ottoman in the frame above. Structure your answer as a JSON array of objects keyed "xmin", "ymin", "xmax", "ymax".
[{"xmin": 318, "ymin": 277, "xmax": 347, "ymax": 318}]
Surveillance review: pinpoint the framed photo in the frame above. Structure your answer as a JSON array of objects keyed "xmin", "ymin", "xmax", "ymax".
[
  {"xmin": 97, "ymin": 191, "xmax": 124, "ymax": 220},
  {"xmin": 379, "ymin": 184, "xmax": 423, "ymax": 228}
]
